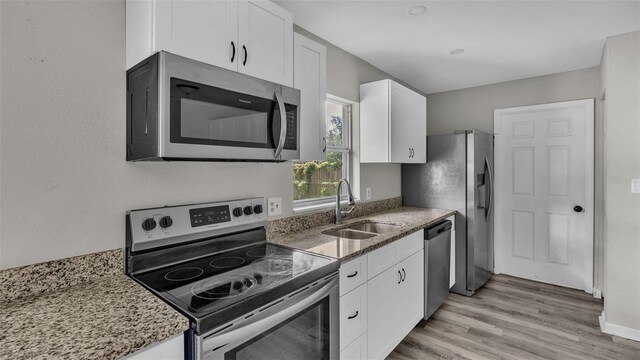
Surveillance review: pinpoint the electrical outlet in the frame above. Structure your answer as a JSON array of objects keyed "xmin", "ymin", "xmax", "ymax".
[
  {"xmin": 632, "ymin": 179, "xmax": 640, "ymax": 194},
  {"xmin": 366, "ymin": 187, "xmax": 372, "ymax": 200},
  {"xmin": 268, "ymin": 197, "xmax": 282, "ymax": 216}
]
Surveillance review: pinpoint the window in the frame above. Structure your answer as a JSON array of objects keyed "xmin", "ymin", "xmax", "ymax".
[{"xmin": 293, "ymin": 96, "xmax": 352, "ymax": 209}]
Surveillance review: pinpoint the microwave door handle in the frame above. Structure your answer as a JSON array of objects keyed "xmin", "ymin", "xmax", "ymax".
[
  {"xmin": 201, "ymin": 280, "xmax": 336, "ymax": 353},
  {"xmin": 273, "ymin": 92, "xmax": 287, "ymax": 159}
]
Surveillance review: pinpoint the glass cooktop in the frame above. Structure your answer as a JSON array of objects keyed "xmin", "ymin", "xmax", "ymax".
[{"xmin": 134, "ymin": 242, "xmax": 337, "ymax": 326}]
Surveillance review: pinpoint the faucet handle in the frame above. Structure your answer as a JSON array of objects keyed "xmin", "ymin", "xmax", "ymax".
[{"xmin": 341, "ymin": 205, "xmax": 355, "ymax": 217}]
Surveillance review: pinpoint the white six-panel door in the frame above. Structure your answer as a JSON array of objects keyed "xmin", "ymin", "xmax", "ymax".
[{"xmin": 494, "ymin": 99, "xmax": 594, "ymax": 293}]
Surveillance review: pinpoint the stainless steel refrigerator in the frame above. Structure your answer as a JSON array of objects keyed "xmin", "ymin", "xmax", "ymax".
[{"xmin": 402, "ymin": 130, "xmax": 494, "ymax": 296}]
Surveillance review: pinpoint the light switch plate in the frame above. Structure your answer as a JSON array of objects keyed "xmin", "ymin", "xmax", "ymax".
[
  {"xmin": 268, "ymin": 197, "xmax": 282, "ymax": 216},
  {"xmin": 631, "ymin": 179, "xmax": 640, "ymax": 194},
  {"xmin": 366, "ymin": 187, "xmax": 372, "ymax": 200}
]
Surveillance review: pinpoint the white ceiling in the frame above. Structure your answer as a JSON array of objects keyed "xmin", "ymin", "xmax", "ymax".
[{"xmin": 275, "ymin": 0, "xmax": 640, "ymax": 94}]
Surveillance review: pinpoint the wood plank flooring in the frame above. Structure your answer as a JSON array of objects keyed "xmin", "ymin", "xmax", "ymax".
[{"xmin": 387, "ymin": 274, "xmax": 640, "ymax": 360}]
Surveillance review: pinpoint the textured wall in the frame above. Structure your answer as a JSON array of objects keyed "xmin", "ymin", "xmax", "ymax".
[
  {"xmin": 0, "ymin": 2, "xmax": 404, "ymax": 269},
  {"xmin": 601, "ymin": 31, "xmax": 640, "ymax": 336}
]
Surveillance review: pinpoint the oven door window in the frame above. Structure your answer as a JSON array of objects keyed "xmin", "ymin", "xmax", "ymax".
[
  {"xmin": 170, "ymin": 78, "xmax": 281, "ymax": 149},
  {"xmin": 224, "ymin": 299, "xmax": 330, "ymax": 360}
]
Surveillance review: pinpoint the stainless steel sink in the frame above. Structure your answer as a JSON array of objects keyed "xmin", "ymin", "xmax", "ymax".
[
  {"xmin": 347, "ymin": 222, "xmax": 400, "ymax": 234},
  {"xmin": 322, "ymin": 222, "xmax": 401, "ymax": 239},
  {"xmin": 322, "ymin": 229, "xmax": 377, "ymax": 239}
]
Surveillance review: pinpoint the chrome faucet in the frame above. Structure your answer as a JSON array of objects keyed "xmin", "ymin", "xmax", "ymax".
[{"xmin": 335, "ymin": 178, "xmax": 356, "ymax": 224}]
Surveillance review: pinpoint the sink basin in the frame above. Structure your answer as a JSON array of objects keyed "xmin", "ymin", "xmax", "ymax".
[
  {"xmin": 347, "ymin": 222, "xmax": 401, "ymax": 234},
  {"xmin": 322, "ymin": 222, "xmax": 401, "ymax": 240},
  {"xmin": 322, "ymin": 229, "xmax": 377, "ymax": 239}
]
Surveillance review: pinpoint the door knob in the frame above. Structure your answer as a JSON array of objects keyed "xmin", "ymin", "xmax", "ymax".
[{"xmin": 573, "ymin": 205, "xmax": 583, "ymax": 213}]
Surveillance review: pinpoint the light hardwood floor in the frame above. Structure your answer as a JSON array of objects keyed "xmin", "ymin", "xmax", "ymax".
[{"xmin": 388, "ymin": 274, "xmax": 640, "ymax": 360}]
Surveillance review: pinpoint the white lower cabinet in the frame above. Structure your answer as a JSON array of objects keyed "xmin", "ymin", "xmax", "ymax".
[
  {"xmin": 123, "ymin": 333, "xmax": 184, "ymax": 360},
  {"xmin": 368, "ymin": 250, "xmax": 424, "ymax": 360},
  {"xmin": 366, "ymin": 265, "xmax": 400, "ymax": 359},
  {"xmin": 340, "ymin": 331, "xmax": 368, "ymax": 360},
  {"xmin": 396, "ymin": 250, "xmax": 425, "ymax": 337},
  {"xmin": 339, "ymin": 231, "xmax": 425, "ymax": 360},
  {"xmin": 339, "ymin": 283, "xmax": 368, "ymax": 349},
  {"xmin": 448, "ymin": 215, "xmax": 456, "ymax": 288}
]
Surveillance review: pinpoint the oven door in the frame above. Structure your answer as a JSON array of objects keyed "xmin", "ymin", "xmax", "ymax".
[
  {"xmin": 159, "ymin": 52, "xmax": 299, "ymax": 161},
  {"xmin": 196, "ymin": 275, "xmax": 339, "ymax": 360}
]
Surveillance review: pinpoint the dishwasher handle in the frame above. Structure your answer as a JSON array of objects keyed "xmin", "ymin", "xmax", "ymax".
[{"xmin": 425, "ymin": 220, "xmax": 452, "ymax": 240}]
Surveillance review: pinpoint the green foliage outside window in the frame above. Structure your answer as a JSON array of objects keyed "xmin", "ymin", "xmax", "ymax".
[{"xmin": 293, "ymin": 152, "xmax": 343, "ymax": 200}]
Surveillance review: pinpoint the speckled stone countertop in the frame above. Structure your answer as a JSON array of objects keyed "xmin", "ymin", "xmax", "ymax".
[
  {"xmin": 268, "ymin": 206, "xmax": 456, "ymax": 261},
  {"xmin": 0, "ymin": 250, "xmax": 189, "ymax": 360}
]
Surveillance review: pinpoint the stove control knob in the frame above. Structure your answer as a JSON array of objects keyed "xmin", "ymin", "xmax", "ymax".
[
  {"xmin": 142, "ymin": 218, "xmax": 156, "ymax": 231},
  {"xmin": 253, "ymin": 204, "xmax": 263, "ymax": 214},
  {"xmin": 233, "ymin": 207, "xmax": 243, "ymax": 217},
  {"xmin": 159, "ymin": 216, "xmax": 173, "ymax": 229},
  {"xmin": 243, "ymin": 206, "xmax": 253, "ymax": 216}
]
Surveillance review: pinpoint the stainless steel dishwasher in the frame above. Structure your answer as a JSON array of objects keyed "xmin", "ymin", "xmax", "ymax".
[{"xmin": 424, "ymin": 220, "xmax": 452, "ymax": 319}]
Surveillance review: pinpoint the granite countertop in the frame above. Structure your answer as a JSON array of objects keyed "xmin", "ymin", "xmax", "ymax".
[
  {"xmin": 0, "ymin": 251, "xmax": 189, "ymax": 360},
  {"xmin": 269, "ymin": 206, "xmax": 456, "ymax": 262}
]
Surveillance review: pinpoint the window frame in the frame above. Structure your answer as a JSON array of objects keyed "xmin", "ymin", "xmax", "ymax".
[{"xmin": 293, "ymin": 95, "xmax": 355, "ymax": 212}]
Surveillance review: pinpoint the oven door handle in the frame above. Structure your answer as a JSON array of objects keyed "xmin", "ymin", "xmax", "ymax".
[
  {"xmin": 202, "ymin": 279, "xmax": 336, "ymax": 354},
  {"xmin": 273, "ymin": 91, "xmax": 287, "ymax": 159}
]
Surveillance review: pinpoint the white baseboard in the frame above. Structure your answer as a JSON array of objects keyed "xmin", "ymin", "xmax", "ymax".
[
  {"xmin": 599, "ymin": 311, "xmax": 640, "ymax": 341},
  {"xmin": 592, "ymin": 288, "xmax": 602, "ymax": 299}
]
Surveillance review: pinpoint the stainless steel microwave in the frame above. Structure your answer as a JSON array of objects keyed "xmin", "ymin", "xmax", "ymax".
[{"xmin": 126, "ymin": 51, "xmax": 300, "ymax": 162}]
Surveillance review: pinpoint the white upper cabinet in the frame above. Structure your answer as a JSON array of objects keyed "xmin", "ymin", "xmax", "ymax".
[
  {"xmin": 360, "ymin": 79, "xmax": 426, "ymax": 163},
  {"xmin": 238, "ymin": 1, "xmax": 293, "ymax": 86},
  {"xmin": 154, "ymin": 0, "xmax": 238, "ymax": 71},
  {"xmin": 293, "ymin": 33, "xmax": 327, "ymax": 161},
  {"xmin": 126, "ymin": 0, "xmax": 293, "ymax": 86}
]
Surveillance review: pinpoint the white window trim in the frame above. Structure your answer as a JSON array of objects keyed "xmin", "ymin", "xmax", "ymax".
[{"xmin": 293, "ymin": 94, "xmax": 357, "ymax": 212}]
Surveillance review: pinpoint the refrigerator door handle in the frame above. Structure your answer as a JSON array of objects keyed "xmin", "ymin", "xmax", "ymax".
[{"xmin": 485, "ymin": 156, "xmax": 493, "ymax": 220}]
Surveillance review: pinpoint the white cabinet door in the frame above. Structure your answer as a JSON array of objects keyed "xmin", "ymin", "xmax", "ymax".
[
  {"xmin": 293, "ymin": 33, "xmax": 326, "ymax": 161},
  {"xmin": 238, "ymin": 0, "xmax": 293, "ymax": 86},
  {"xmin": 367, "ymin": 266, "xmax": 399, "ymax": 360},
  {"xmin": 154, "ymin": 0, "xmax": 238, "ymax": 71},
  {"xmin": 408, "ymin": 91, "xmax": 427, "ymax": 163},
  {"xmin": 360, "ymin": 79, "xmax": 426, "ymax": 164},
  {"xmin": 389, "ymin": 81, "xmax": 413, "ymax": 163},
  {"xmin": 341, "ymin": 331, "xmax": 368, "ymax": 360},
  {"xmin": 397, "ymin": 250, "xmax": 425, "ymax": 336}
]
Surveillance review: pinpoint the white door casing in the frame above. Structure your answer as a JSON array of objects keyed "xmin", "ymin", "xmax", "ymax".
[{"xmin": 494, "ymin": 99, "xmax": 594, "ymax": 293}]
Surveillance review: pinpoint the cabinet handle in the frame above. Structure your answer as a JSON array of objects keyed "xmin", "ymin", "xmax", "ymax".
[
  {"xmin": 230, "ymin": 41, "xmax": 236, "ymax": 63},
  {"xmin": 347, "ymin": 270, "xmax": 358, "ymax": 278},
  {"xmin": 398, "ymin": 270, "xmax": 402, "ymax": 284},
  {"xmin": 402, "ymin": 268, "xmax": 406, "ymax": 282},
  {"xmin": 409, "ymin": 148, "xmax": 412, "ymax": 158},
  {"xmin": 411, "ymin": 148, "xmax": 414, "ymax": 158},
  {"xmin": 242, "ymin": 45, "xmax": 248, "ymax": 66},
  {"xmin": 348, "ymin": 311, "xmax": 359, "ymax": 320},
  {"xmin": 322, "ymin": 137, "xmax": 327, "ymax": 153}
]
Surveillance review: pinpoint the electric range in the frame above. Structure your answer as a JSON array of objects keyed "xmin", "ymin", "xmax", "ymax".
[{"xmin": 125, "ymin": 198, "xmax": 340, "ymax": 360}]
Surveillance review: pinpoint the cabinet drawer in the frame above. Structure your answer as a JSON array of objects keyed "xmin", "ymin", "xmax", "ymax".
[
  {"xmin": 340, "ymin": 331, "xmax": 368, "ymax": 360},
  {"xmin": 339, "ymin": 284, "xmax": 368, "ymax": 350},
  {"xmin": 340, "ymin": 256, "xmax": 367, "ymax": 296},
  {"xmin": 367, "ymin": 241, "xmax": 398, "ymax": 280},
  {"xmin": 396, "ymin": 231, "xmax": 424, "ymax": 261}
]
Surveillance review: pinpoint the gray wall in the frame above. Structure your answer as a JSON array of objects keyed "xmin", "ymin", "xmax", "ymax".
[
  {"xmin": 601, "ymin": 31, "xmax": 640, "ymax": 335},
  {"xmin": 426, "ymin": 67, "xmax": 605, "ymax": 291},
  {"xmin": 0, "ymin": 1, "xmax": 403, "ymax": 269},
  {"xmin": 427, "ymin": 67, "xmax": 601, "ymax": 135}
]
